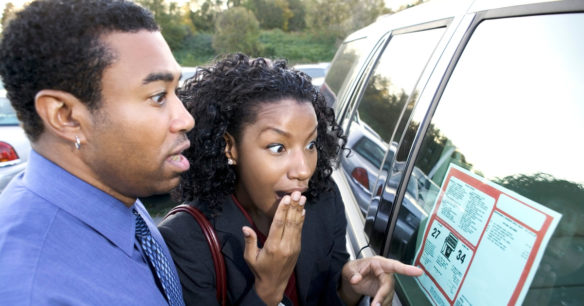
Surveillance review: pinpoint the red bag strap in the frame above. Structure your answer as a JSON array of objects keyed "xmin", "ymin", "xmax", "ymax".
[{"xmin": 165, "ymin": 205, "xmax": 227, "ymax": 306}]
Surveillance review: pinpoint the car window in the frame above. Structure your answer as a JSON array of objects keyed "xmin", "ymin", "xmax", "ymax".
[
  {"xmin": 353, "ymin": 136, "xmax": 385, "ymax": 170},
  {"xmin": 392, "ymin": 13, "xmax": 584, "ymax": 306},
  {"xmin": 298, "ymin": 67, "xmax": 326, "ymax": 79},
  {"xmin": 340, "ymin": 27, "xmax": 446, "ymax": 249},
  {"xmin": 322, "ymin": 38, "xmax": 367, "ymax": 109},
  {"xmin": 0, "ymin": 83, "xmax": 19, "ymax": 126}
]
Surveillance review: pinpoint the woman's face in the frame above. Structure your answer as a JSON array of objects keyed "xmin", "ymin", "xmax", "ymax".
[{"xmin": 231, "ymin": 98, "xmax": 318, "ymax": 219}]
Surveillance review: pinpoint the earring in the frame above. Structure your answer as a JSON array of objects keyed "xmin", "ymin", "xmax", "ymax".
[
  {"xmin": 227, "ymin": 158, "xmax": 235, "ymax": 165},
  {"xmin": 74, "ymin": 136, "xmax": 81, "ymax": 150}
]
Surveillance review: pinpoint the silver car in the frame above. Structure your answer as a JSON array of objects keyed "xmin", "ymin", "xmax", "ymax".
[
  {"xmin": 293, "ymin": 62, "xmax": 330, "ymax": 87},
  {"xmin": 0, "ymin": 81, "xmax": 30, "ymax": 193}
]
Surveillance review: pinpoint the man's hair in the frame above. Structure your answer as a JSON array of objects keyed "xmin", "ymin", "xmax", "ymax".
[
  {"xmin": 175, "ymin": 53, "xmax": 346, "ymax": 214},
  {"xmin": 0, "ymin": 0, "xmax": 159, "ymax": 141}
]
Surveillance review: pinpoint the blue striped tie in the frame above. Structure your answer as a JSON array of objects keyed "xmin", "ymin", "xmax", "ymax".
[{"xmin": 133, "ymin": 209, "xmax": 185, "ymax": 306}]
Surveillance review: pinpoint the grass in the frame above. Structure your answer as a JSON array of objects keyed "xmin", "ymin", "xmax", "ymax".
[{"xmin": 174, "ymin": 29, "xmax": 338, "ymax": 66}]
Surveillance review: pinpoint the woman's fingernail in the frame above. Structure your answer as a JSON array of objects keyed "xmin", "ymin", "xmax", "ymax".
[
  {"xmin": 292, "ymin": 192, "xmax": 300, "ymax": 201},
  {"xmin": 299, "ymin": 196, "xmax": 306, "ymax": 206},
  {"xmin": 283, "ymin": 196, "xmax": 291, "ymax": 205}
]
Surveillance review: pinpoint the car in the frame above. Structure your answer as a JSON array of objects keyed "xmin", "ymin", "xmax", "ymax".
[
  {"xmin": 293, "ymin": 62, "xmax": 330, "ymax": 87},
  {"xmin": 180, "ymin": 66, "xmax": 200, "ymax": 87},
  {"xmin": 0, "ymin": 80, "xmax": 31, "ymax": 193},
  {"xmin": 327, "ymin": 0, "xmax": 584, "ymax": 305}
]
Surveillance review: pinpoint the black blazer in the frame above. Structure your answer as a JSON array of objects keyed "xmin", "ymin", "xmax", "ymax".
[{"xmin": 159, "ymin": 183, "xmax": 349, "ymax": 306}]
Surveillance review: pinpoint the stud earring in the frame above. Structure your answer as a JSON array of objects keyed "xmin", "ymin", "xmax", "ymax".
[
  {"xmin": 74, "ymin": 136, "xmax": 81, "ymax": 150},
  {"xmin": 227, "ymin": 158, "xmax": 235, "ymax": 165}
]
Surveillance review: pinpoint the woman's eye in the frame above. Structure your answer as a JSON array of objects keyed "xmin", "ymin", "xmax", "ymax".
[
  {"xmin": 150, "ymin": 92, "xmax": 167, "ymax": 105},
  {"xmin": 306, "ymin": 141, "xmax": 317, "ymax": 151},
  {"xmin": 267, "ymin": 144, "xmax": 285, "ymax": 154}
]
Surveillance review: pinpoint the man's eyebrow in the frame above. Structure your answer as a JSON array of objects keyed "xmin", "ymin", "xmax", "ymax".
[{"xmin": 142, "ymin": 72, "xmax": 175, "ymax": 85}]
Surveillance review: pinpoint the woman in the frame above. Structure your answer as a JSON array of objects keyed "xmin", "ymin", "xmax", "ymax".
[{"xmin": 159, "ymin": 53, "xmax": 422, "ymax": 306}]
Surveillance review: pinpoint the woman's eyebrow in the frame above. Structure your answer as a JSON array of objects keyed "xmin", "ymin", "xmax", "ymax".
[
  {"xmin": 259, "ymin": 125, "xmax": 318, "ymax": 139},
  {"xmin": 260, "ymin": 126, "xmax": 290, "ymax": 137}
]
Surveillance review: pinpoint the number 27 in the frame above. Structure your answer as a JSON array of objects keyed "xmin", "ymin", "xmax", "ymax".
[{"xmin": 432, "ymin": 227, "xmax": 441, "ymax": 238}]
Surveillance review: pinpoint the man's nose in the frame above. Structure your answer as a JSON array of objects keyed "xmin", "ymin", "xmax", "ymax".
[{"xmin": 170, "ymin": 95, "xmax": 195, "ymax": 133}]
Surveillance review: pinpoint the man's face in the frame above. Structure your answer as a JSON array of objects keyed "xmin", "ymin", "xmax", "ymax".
[{"xmin": 83, "ymin": 30, "xmax": 194, "ymax": 203}]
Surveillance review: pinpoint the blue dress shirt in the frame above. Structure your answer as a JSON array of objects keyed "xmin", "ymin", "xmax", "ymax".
[{"xmin": 0, "ymin": 150, "xmax": 182, "ymax": 305}]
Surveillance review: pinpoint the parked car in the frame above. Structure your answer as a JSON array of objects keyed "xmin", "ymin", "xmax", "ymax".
[
  {"xmin": 180, "ymin": 66, "xmax": 200, "ymax": 87},
  {"xmin": 327, "ymin": 0, "xmax": 584, "ymax": 305},
  {"xmin": 0, "ymin": 81, "xmax": 31, "ymax": 193},
  {"xmin": 293, "ymin": 62, "xmax": 330, "ymax": 87}
]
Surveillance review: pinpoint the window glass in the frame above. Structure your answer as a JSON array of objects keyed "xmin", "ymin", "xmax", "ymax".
[
  {"xmin": 322, "ymin": 38, "xmax": 366, "ymax": 109},
  {"xmin": 0, "ymin": 81, "xmax": 18, "ymax": 126},
  {"xmin": 394, "ymin": 13, "xmax": 584, "ymax": 306},
  {"xmin": 339, "ymin": 27, "xmax": 445, "ymax": 234}
]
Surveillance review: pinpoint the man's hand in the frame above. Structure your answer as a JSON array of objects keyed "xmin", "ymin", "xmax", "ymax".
[
  {"xmin": 339, "ymin": 256, "xmax": 424, "ymax": 306},
  {"xmin": 242, "ymin": 191, "xmax": 306, "ymax": 306}
]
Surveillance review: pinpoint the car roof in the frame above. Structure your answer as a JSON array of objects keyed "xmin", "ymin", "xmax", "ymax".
[{"xmin": 346, "ymin": 0, "xmax": 573, "ymax": 43}]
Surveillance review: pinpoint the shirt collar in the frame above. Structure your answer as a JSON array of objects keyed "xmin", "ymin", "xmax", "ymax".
[{"xmin": 24, "ymin": 150, "xmax": 136, "ymax": 256}]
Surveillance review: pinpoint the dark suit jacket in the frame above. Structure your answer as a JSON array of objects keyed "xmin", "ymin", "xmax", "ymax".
[{"xmin": 159, "ymin": 183, "xmax": 349, "ymax": 306}]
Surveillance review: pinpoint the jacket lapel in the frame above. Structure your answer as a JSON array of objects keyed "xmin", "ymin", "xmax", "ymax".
[{"xmin": 295, "ymin": 202, "xmax": 326, "ymax": 303}]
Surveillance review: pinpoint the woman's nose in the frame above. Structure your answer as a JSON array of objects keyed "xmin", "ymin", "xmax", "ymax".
[{"xmin": 288, "ymin": 150, "xmax": 315, "ymax": 181}]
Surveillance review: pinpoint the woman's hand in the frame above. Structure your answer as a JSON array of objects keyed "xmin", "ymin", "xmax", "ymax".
[
  {"xmin": 242, "ymin": 191, "xmax": 306, "ymax": 306},
  {"xmin": 339, "ymin": 256, "xmax": 424, "ymax": 306}
]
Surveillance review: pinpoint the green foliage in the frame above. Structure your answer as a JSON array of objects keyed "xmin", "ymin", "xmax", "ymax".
[
  {"xmin": 243, "ymin": 0, "xmax": 290, "ymax": 30},
  {"xmin": 136, "ymin": 0, "xmax": 190, "ymax": 51},
  {"xmin": 212, "ymin": 7, "xmax": 263, "ymax": 56},
  {"xmin": 305, "ymin": 0, "xmax": 388, "ymax": 41},
  {"xmin": 1, "ymin": 2, "xmax": 16, "ymax": 33},
  {"xmin": 287, "ymin": 0, "xmax": 307, "ymax": 31},
  {"xmin": 174, "ymin": 33, "xmax": 216, "ymax": 66},
  {"xmin": 188, "ymin": 0, "xmax": 222, "ymax": 33},
  {"xmin": 259, "ymin": 29, "xmax": 336, "ymax": 64},
  {"xmin": 130, "ymin": 0, "xmax": 412, "ymax": 66}
]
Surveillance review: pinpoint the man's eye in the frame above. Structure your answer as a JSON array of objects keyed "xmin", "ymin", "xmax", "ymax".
[
  {"xmin": 151, "ymin": 92, "xmax": 167, "ymax": 105},
  {"xmin": 306, "ymin": 141, "xmax": 317, "ymax": 151},
  {"xmin": 267, "ymin": 144, "xmax": 285, "ymax": 154}
]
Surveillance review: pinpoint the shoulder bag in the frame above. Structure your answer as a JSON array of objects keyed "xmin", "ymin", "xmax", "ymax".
[{"xmin": 165, "ymin": 204, "xmax": 227, "ymax": 306}]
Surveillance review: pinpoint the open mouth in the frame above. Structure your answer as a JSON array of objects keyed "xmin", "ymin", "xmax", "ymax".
[
  {"xmin": 275, "ymin": 191, "xmax": 289, "ymax": 200},
  {"xmin": 167, "ymin": 153, "xmax": 190, "ymax": 172},
  {"xmin": 275, "ymin": 189, "xmax": 307, "ymax": 201}
]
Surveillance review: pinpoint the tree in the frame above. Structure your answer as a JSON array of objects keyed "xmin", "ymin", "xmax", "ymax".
[
  {"xmin": 305, "ymin": 0, "xmax": 351, "ymax": 40},
  {"xmin": 287, "ymin": 0, "xmax": 307, "ymax": 31},
  {"xmin": 1, "ymin": 2, "xmax": 16, "ymax": 32},
  {"xmin": 188, "ymin": 0, "xmax": 223, "ymax": 33},
  {"xmin": 212, "ymin": 7, "xmax": 262, "ymax": 55},
  {"xmin": 243, "ymin": 0, "xmax": 295, "ymax": 31},
  {"xmin": 136, "ymin": 0, "xmax": 190, "ymax": 50},
  {"xmin": 305, "ymin": 0, "xmax": 387, "ymax": 41}
]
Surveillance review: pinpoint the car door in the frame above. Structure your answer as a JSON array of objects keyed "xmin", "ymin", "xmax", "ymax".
[{"xmin": 381, "ymin": 2, "xmax": 584, "ymax": 305}]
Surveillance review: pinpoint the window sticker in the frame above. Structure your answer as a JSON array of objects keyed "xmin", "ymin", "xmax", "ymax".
[{"xmin": 413, "ymin": 164, "xmax": 562, "ymax": 306}]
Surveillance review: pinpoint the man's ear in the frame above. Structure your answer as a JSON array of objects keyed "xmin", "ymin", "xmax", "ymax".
[
  {"xmin": 223, "ymin": 132, "xmax": 238, "ymax": 164},
  {"xmin": 34, "ymin": 89, "xmax": 90, "ymax": 145}
]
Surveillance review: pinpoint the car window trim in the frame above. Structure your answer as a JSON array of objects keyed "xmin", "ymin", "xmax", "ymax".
[{"xmin": 385, "ymin": 3, "xmax": 584, "ymax": 305}]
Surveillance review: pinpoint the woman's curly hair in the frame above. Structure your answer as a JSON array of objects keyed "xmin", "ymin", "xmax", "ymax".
[{"xmin": 175, "ymin": 53, "xmax": 345, "ymax": 213}]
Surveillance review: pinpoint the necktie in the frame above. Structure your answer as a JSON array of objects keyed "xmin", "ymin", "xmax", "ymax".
[{"xmin": 133, "ymin": 209, "xmax": 185, "ymax": 306}]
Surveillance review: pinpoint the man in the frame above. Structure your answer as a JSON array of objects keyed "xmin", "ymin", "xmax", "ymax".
[{"xmin": 0, "ymin": 0, "xmax": 193, "ymax": 304}]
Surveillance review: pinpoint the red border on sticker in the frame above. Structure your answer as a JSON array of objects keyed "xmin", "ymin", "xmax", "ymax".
[{"xmin": 414, "ymin": 166, "xmax": 555, "ymax": 305}]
